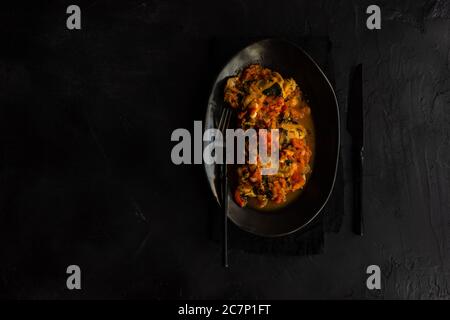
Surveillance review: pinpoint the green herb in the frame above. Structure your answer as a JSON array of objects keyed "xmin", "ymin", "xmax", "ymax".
[{"xmin": 262, "ymin": 83, "xmax": 282, "ymax": 97}]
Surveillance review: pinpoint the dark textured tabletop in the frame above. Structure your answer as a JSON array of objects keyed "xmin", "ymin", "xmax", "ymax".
[{"xmin": 0, "ymin": 0, "xmax": 449, "ymax": 299}]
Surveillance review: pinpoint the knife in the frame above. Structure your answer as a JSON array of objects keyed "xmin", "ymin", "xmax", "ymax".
[{"xmin": 347, "ymin": 64, "xmax": 364, "ymax": 236}]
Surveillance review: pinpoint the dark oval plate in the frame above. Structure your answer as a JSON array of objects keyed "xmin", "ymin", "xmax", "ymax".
[{"xmin": 204, "ymin": 39, "xmax": 340, "ymax": 237}]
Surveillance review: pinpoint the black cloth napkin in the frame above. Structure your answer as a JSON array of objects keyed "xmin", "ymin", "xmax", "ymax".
[{"xmin": 207, "ymin": 36, "xmax": 344, "ymax": 256}]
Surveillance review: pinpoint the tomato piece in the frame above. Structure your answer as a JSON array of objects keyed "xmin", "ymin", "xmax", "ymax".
[{"xmin": 234, "ymin": 190, "xmax": 247, "ymax": 207}]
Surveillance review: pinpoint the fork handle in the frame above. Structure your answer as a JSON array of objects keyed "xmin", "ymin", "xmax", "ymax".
[{"xmin": 223, "ymin": 163, "xmax": 229, "ymax": 267}]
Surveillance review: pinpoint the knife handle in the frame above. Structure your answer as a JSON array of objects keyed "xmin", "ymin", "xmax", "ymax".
[{"xmin": 352, "ymin": 146, "xmax": 364, "ymax": 236}]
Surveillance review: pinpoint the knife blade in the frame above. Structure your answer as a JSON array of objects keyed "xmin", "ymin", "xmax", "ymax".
[{"xmin": 347, "ymin": 64, "xmax": 364, "ymax": 236}]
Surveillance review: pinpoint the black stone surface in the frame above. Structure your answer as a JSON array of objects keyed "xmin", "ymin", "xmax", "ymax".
[{"xmin": 0, "ymin": 0, "xmax": 449, "ymax": 299}]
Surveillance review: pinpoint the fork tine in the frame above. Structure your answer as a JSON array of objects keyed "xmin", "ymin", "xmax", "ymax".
[
  {"xmin": 225, "ymin": 108, "xmax": 232, "ymax": 130},
  {"xmin": 217, "ymin": 108, "xmax": 227, "ymax": 131},
  {"xmin": 219, "ymin": 108, "xmax": 231, "ymax": 132},
  {"xmin": 218, "ymin": 109, "xmax": 230, "ymax": 132},
  {"xmin": 218, "ymin": 108, "xmax": 231, "ymax": 195}
]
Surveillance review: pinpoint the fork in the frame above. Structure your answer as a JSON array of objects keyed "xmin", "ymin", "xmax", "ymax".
[{"xmin": 217, "ymin": 107, "xmax": 232, "ymax": 267}]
